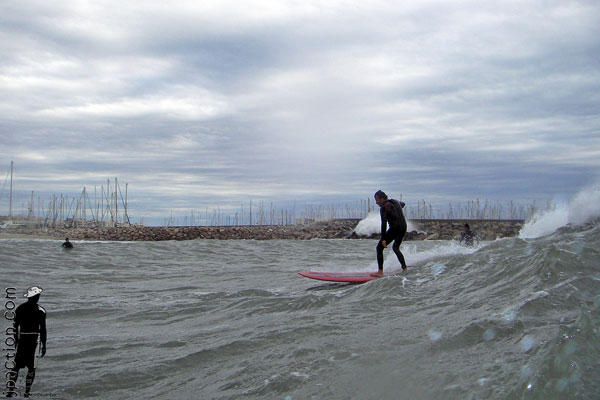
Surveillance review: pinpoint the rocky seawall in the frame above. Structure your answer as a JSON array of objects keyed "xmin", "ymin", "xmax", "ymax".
[
  {"xmin": 1, "ymin": 219, "xmax": 524, "ymax": 241},
  {"xmin": 407, "ymin": 219, "xmax": 524, "ymax": 241}
]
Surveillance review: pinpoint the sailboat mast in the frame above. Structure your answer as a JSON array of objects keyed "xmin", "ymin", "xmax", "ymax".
[
  {"xmin": 115, "ymin": 177, "xmax": 118, "ymax": 226},
  {"xmin": 9, "ymin": 160, "xmax": 13, "ymax": 219}
]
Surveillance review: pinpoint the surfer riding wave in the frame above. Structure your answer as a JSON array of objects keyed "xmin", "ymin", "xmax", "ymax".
[{"xmin": 374, "ymin": 190, "xmax": 408, "ymax": 275}]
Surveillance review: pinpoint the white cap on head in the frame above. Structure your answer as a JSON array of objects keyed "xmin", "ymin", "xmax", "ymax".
[{"xmin": 25, "ymin": 286, "xmax": 43, "ymax": 298}]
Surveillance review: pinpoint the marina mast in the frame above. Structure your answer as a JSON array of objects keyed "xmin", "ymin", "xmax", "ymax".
[{"xmin": 8, "ymin": 160, "xmax": 13, "ymax": 220}]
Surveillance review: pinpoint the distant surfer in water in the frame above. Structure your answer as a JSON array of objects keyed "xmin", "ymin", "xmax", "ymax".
[
  {"xmin": 62, "ymin": 238, "xmax": 73, "ymax": 249},
  {"xmin": 459, "ymin": 223, "xmax": 476, "ymax": 247},
  {"xmin": 374, "ymin": 190, "xmax": 408, "ymax": 275},
  {"xmin": 7, "ymin": 287, "xmax": 47, "ymax": 398}
]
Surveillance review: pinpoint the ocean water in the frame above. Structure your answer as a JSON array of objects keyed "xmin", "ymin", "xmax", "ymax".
[{"xmin": 2, "ymin": 198, "xmax": 600, "ymax": 399}]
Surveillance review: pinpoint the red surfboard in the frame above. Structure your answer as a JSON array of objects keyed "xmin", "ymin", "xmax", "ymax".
[{"xmin": 298, "ymin": 271, "xmax": 386, "ymax": 283}]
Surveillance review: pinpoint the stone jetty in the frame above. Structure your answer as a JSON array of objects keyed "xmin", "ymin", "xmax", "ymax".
[
  {"xmin": 406, "ymin": 219, "xmax": 523, "ymax": 241},
  {"xmin": 2, "ymin": 219, "xmax": 524, "ymax": 241}
]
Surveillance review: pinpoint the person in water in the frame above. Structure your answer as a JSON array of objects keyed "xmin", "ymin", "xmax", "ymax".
[
  {"xmin": 62, "ymin": 238, "xmax": 73, "ymax": 248},
  {"xmin": 459, "ymin": 223, "xmax": 476, "ymax": 246},
  {"xmin": 7, "ymin": 287, "xmax": 47, "ymax": 398},
  {"xmin": 375, "ymin": 190, "xmax": 408, "ymax": 274}
]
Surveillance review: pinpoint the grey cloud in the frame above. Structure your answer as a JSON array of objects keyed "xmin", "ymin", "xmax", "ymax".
[{"xmin": 1, "ymin": 1, "xmax": 599, "ymax": 222}]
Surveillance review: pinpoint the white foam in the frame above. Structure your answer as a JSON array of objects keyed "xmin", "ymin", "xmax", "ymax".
[
  {"xmin": 353, "ymin": 211, "xmax": 416, "ymax": 236},
  {"xmin": 315, "ymin": 234, "xmax": 482, "ymax": 275},
  {"xmin": 519, "ymin": 184, "xmax": 600, "ymax": 239},
  {"xmin": 518, "ymin": 205, "xmax": 569, "ymax": 239},
  {"xmin": 403, "ymin": 241, "xmax": 480, "ymax": 266},
  {"xmin": 353, "ymin": 211, "xmax": 380, "ymax": 236},
  {"xmin": 359, "ymin": 241, "xmax": 482, "ymax": 274}
]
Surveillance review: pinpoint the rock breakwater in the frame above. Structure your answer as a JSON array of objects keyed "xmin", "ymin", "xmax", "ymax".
[
  {"xmin": 406, "ymin": 219, "xmax": 523, "ymax": 241},
  {"xmin": 1, "ymin": 219, "xmax": 524, "ymax": 241},
  {"xmin": 37, "ymin": 220, "xmax": 358, "ymax": 241}
]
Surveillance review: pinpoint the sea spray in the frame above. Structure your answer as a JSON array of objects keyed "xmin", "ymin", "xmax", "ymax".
[
  {"xmin": 350, "ymin": 239, "xmax": 481, "ymax": 273},
  {"xmin": 519, "ymin": 184, "xmax": 600, "ymax": 239},
  {"xmin": 567, "ymin": 184, "xmax": 600, "ymax": 225},
  {"xmin": 353, "ymin": 211, "xmax": 416, "ymax": 236},
  {"xmin": 518, "ymin": 204, "xmax": 569, "ymax": 239}
]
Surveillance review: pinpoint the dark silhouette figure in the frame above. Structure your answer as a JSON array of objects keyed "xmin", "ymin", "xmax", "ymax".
[
  {"xmin": 459, "ymin": 223, "xmax": 476, "ymax": 247},
  {"xmin": 62, "ymin": 238, "xmax": 73, "ymax": 249},
  {"xmin": 374, "ymin": 190, "xmax": 408, "ymax": 274},
  {"xmin": 7, "ymin": 287, "xmax": 47, "ymax": 398}
]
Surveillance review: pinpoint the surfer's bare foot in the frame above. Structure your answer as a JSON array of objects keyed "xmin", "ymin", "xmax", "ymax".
[
  {"xmin": 402, "ymin": 265, "xmax": 407, "ymax": 271},
  {"xmin": 371, "ymin": 271, "xmax": 384, "ymax": 277}
]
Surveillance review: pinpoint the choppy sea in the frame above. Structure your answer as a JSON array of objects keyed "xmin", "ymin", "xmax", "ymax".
[{"xmin": 2, "ymin": 193, "xmax": 600, "ymax": 399}]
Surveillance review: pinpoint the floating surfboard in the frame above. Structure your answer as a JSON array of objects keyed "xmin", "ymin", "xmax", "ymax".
[{"xmin": 298, "ymin": 271, "xmax": 387, "ymax": 284}]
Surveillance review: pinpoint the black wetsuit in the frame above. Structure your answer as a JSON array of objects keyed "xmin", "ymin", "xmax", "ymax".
[
  {"xmin": 8, "ymin": 300, "xmax": 46, "ymax": 397},
  {"xmin": 377, "ymin": 199, "xmax": 408, "ymax": 270},
  {"xmin": 460, "ymin": 230, "xmax": 475, "ymax": 246},
  {"xmin": 62, "ymin": 241, "xmax": 73, "ymax": 248},
  {"xmin": 14, "ymin": 301, "xmax": 46, "ymax": 369}
]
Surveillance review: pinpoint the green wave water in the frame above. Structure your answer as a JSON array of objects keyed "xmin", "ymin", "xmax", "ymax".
[{"xmin": 1, "ymin": 221, "xmax": 599, "ymax": 399}]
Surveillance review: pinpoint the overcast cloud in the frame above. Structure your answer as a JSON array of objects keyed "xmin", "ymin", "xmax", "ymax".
[{"xmin": 1, "ymin": 0, "xmax": 599, "ymax": 222}]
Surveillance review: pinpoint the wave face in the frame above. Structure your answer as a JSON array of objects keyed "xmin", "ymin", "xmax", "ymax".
[{"xmin": 1, "ymin": 222, "xmax": 599, "ymax": 399}]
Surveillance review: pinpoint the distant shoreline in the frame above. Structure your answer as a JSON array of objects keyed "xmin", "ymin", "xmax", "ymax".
[{"xmin": 0, "ymin": 219, "xmax": 524, "ymax": 241}]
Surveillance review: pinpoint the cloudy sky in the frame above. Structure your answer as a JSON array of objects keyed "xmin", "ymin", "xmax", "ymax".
[{"xmin": 1, "ymin": 0, "xmax": 599, "ymax": 222}]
